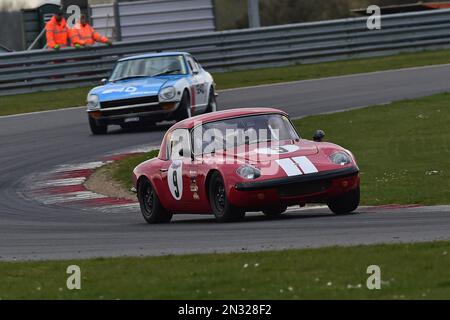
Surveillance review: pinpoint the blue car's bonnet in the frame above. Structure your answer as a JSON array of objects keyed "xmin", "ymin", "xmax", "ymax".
[{"xmin": 90, "ymin": 75, "xmax": 188, "ymax": 101}]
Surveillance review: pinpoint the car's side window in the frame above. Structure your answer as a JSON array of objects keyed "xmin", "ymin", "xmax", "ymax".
[
  {"xmin": 186, "ymin": 56, "xmax": 199, "ymax": 74},
  {"xmin": 193, "ymin": 57, "xmax": 202, "ymax": 70},
  {"xmin": 168, "ymin": 129, "xmax": 191, "ymax": 160}
]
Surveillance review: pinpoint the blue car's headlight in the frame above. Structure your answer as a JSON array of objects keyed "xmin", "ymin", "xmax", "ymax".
[
  {"xmin": 237, "ymin": 165, "xmax": 261, "ymax": 180},
  {"xmin": 87, "ymin": 94, "xmax": 100, "ymax": 110},
  {"xmin": 159, "ymin": 86, "xmax": 176, "ymax": 100},
  {"xmin": 330, "ymin": 152, "xmax": 352, "ymax": 165}
]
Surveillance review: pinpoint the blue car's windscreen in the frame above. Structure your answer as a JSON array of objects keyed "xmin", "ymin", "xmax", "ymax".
[{"xmin": 109, "ymin": 55, "xmax": 188, "ymax": 82}]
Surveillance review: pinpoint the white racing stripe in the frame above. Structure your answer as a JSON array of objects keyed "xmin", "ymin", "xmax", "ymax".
[
  {"xmin": 276, "ymin": 158, "xmax": 302, "ymax": 176},
  {"xmin": 292, "ymin": 156, "xmax": 318, "ymax": 174}
]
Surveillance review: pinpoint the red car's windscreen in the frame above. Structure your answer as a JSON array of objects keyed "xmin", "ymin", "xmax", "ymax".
[{"xmin": 191, "ymin": 114, "xmax": 299, "ymax": 155}]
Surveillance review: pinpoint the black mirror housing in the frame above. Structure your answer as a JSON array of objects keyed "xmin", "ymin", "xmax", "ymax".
[{"xmin": 313, "ymin": 130, "xmax": 325, "ymax": 142}]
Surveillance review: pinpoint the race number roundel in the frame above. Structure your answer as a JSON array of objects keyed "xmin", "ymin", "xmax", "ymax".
[
  {"xmin": 168, "ymin": 160, "xmax": 183, "ymax": 200},
  {"xmin": 256, "ymin": 145, "xmax": 300, "ymax": 155}
]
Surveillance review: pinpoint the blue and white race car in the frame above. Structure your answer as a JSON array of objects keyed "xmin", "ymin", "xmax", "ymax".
[{"xmin": 86, "ymin": 52, "xmax": 217, "ymax": 134}]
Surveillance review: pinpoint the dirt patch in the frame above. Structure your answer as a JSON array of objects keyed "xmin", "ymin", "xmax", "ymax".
[{"xmin": 84, "ymin": 163, "xmax": 136, "ymax": 201}]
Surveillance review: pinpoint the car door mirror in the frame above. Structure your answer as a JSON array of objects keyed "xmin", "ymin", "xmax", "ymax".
[
  {"xmin": 313, "ymin": 130, "xmax": 325, "ymax": 142},
  {"xmin": 101, "ymin": 78, "xmax": 108, "ymax": 85}
]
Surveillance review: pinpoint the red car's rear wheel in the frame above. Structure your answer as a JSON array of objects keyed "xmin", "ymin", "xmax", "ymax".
[{"xmin": 209, "ymin": 172, "xmax": 245, "ymax": 223}]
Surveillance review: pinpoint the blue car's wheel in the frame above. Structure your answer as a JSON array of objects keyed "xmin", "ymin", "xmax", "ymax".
[
  {"xmin": 175, "ymin": 91, "xmax": 191, "ymax": 120},
  {"xmin": 205, "ymin": 88, "xmax": 217, "ymax": 113},
  {"xmin": 88, "ymin": 115, "xmax": 107, "ymax": 135}
]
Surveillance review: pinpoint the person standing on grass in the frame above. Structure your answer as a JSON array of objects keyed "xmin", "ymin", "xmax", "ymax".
[
  {"xmin": 45, "ymin": 10, "xmax": 69, "ymax": 50},
  {"xmin": 69, "ymin": 14, "xmax": 112, "ymax": 48}
]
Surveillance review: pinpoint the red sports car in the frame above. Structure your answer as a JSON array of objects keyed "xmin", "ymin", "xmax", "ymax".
[{"xmin": 133, "ymin": 108, "xmax": 360, "ymax": 223}]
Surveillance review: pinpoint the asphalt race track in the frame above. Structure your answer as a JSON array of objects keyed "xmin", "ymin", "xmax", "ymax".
[{"xmin": 1, "ymin": 65, "xmax": 450, "ymax": 261}]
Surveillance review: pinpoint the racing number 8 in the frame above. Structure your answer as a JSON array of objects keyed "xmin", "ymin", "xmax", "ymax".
[{"xmin": 173, "ymin": 171, "xmax": 180, "ymax": 198}]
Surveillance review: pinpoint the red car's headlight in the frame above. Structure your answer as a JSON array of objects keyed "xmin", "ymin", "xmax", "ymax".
[
  {"xmin": 236, "ymin": 165, "xmax": 261, "ymax": 180},
  {"xmin": 330, "ymin": 152, "xmax": 352, "ymax": 165}
]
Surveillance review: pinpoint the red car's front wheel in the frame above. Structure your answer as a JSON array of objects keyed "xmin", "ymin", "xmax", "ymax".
[
  {"xmin": 209, "ymin": 172, "xmax": 245, "ymax": 223},
  {"xmin": 327, "ymin": 186, "xmax": 360, "ymax": 215}
]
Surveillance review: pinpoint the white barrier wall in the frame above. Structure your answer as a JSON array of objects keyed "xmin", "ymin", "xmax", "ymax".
[
  {"xmin": 90, "ymin": 0, "xmax": 216, "ymax": 42},
  {"xmin": 90, "ymin": 3, "xmax": 116, "ymax": 40}
]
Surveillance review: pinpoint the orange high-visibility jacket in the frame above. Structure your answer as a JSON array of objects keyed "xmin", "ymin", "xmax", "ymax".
[
  {"xmin": 45, "ymin": 16, "xmax": 69, "ymax": 48},
  {"xmin": 69, "ymin": 23, "xmax": 109, "ymax": 46}
]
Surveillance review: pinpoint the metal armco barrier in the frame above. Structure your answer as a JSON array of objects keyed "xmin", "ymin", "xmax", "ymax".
[{"xmin": 1, "ymin": 9, "xmax": 450, "ymax": 96}]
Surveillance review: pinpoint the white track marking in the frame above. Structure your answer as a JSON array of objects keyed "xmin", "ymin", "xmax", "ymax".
[
  {"xmin": 51, "ymin": 161, "xmax": 109, "ymax": 173},
  {"xmin": 34, "ymin": 177, "xmax": 86, "ymax": 187},
  {"xmin": 292, "ymin": 156, "xmax": 318, "ymax": 174},
  {"xmin": 0, "ymin": 106, "xmax": 84, "ymax": 119},
  {"xmin": 285, "ymin": 205, "xmax": 329, "ymax": 213},
  {"xmin": 95, "ymin": 203, "xmax": 140, "ymax": 213},
  {"xmin": 109, "ymin": 145, "xmax": 160, "ymax": 155},
  {"xmin": 39, "ymin": 191, "xmax": 106, "ymax": 205},
  {"xmin": 276, "ymin": 158, "xmax": 302, "ymax": 176}
]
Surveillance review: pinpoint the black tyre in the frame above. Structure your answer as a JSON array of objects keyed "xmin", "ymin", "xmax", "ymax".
[
  {"xmin": 208, "ymin": 172, "xmax": 245, "ymax": 223},
  {"xmin": 263, "ymin": 205, "xmax": 288, "ymax": 217},
  {"xmin": 205, "ymin": 88, "xmax": 217, "ymax": 113},
  {"xmin": 327, "ymin": 186, "xmax": 360, "ymax": 215},
  {"xmin": 88, "ymin": 115, "xmax": 107, "ymax": 135},
  {"xmin": 138, "ymin": 178, "xmax": 172, "ymax": 224},
  {"xmin": 174, "ymin": 91, "xmax": 191, "ymax": 121}
]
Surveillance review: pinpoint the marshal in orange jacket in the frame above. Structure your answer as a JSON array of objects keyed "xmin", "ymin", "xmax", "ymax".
[
  {"xmin": 69, "ymin": 23, "xmax": 110, "ymax": 47},
  {"xmin": 45, "ymin": 16, "xmax": 69, "ymax": 49}
]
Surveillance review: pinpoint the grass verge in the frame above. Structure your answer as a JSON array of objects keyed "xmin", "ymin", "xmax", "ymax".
[
  {"xmin": 0, "ymin": 86, "xmax": 92, "ymax": 116},
  {"xmin": 3, "ymin": 49, "xmax": 450, "ymax": 116},
  {"xmin": 111, "ymin": 150, "xmax": 159, "ymax": 189},
  {"xmin": 0, "ymin": 241, "xmax": 449, "ymax": 299},
  {"xmin": 294, "ymin": 93, "xmax": 450, "ymax": 205},
  {"xmin": 110, "ymin": 93, "xmax": 449, "ymax": 206}
]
